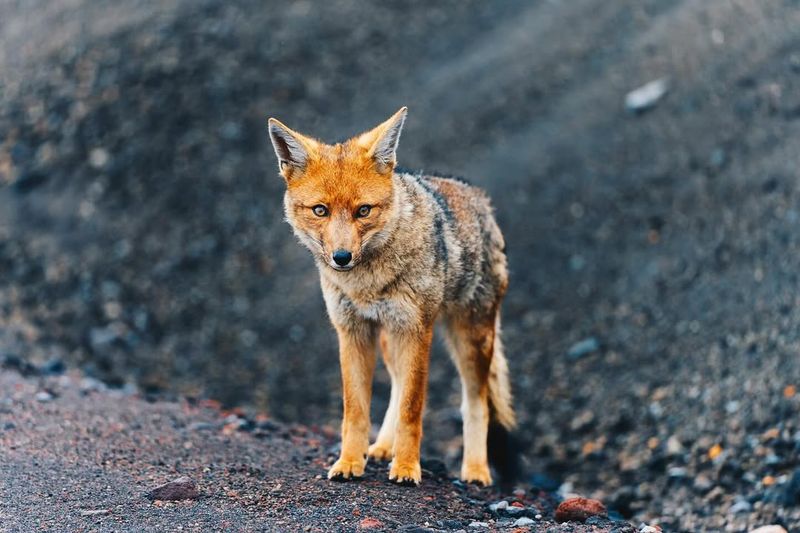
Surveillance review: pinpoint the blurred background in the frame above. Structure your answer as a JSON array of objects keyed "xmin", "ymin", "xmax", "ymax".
[{"xmin": 2, "ymin": 0, "xmax": 800, "ymax": 528}]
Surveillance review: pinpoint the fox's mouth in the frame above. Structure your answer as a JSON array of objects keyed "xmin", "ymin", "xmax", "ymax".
[{"xmin": 329, "ymin": 263, "xmax": 354, "ymax": 272}]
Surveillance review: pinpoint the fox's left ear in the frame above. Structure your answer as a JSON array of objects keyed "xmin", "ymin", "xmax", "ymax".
[{"xmin": 357, "ymin": 107, "xmax": 407, "ymax": 174}]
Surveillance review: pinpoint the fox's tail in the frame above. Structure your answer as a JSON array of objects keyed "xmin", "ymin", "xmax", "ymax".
[{"xmin": 487, "ymin": 315, "xmax": 521, "ymax": 487}]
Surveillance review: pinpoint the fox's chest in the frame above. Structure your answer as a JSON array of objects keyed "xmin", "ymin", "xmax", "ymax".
[{"xmin": 321, "ymin": 276, "xmax": 420, "ymax": 332}]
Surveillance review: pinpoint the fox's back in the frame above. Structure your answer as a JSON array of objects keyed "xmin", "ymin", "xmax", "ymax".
[{"xmin": 397, "ymin": 171, "xmax": 508, "ymax": 314}]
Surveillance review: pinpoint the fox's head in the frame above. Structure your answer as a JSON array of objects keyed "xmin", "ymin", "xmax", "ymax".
[{"xmin": 267, "ymin": 108, "xmax": 407, "ymax": 271}]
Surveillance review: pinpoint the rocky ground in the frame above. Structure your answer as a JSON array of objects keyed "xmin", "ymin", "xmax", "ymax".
[
  {"xmin": 2, "ymin": 1, "xmax": 800, "ymax": 531},
  {"xmin": 0, "ymin": 368, "xmax": 631, "ymax": 532}
]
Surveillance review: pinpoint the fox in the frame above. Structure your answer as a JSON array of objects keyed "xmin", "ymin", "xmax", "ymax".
[{"xmin": 267, "ymin": 107, "xmax": 516, "ymax": 486}]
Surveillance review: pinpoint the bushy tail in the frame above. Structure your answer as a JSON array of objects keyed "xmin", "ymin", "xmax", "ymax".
[{"xmin": 487, "ymin": 315, "xmax": 521, "ymax": 487}]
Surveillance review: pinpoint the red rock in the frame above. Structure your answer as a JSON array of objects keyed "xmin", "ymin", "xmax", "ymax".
[
  {"xmin": 359, "ymin": 517, "xmax": 384, "ymax": 530},
  {"xmin": 146, "ymin": 476, "xmax": 199, "ymax": 501},
  {"xmin": 555, "ymin": 497, "xmax": 607, "ymax": 523}
]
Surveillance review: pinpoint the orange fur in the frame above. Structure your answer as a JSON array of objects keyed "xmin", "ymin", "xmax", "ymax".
[{"xmin": 268, "ymin": 108, "xmax": 515, "ymax": 487}]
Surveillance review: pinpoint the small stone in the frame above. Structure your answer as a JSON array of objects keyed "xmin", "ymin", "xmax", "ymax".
[
  {"xmin": 35, "ymin": 391, "xmax": 54, "ymax": 403},
  {"xmin": 80, "ymin": 509, "xmax": 111, "ymax": 516},
  {"xmin": 640, "ymin": 526, "xmax": 660, "ymax": 533},
  {"xmin": 625, "ymin": 78, "xmax": 669, "ymax": 113},
  {"xmin": 749, "ymin": 527, "xmax": 788, "ymax": 533},
  {"xmin": 666, "ymin": 435, "xmax": 684, "ymax": 455},
  {"xmin": 89, "ymin": 148, "xmax": 110, "ymax": 169},
  {"xmin": 555, "ymin": 497, "xmax": 608, "ymax": 523},
  {"xmin": 567, "ymin": 337, "xmax": 600, "ymax": 359},
  {"xmin": 513, "ymin": 517, "xmax": 535, "ymax": 527},
  {"xmin": 187, "ymin": 422, "xmax": 218, "ymax": 432},
  {"xmin": 489, "ymin": 500, "xmax": 508, "ymax": 512},
  {"xmin": 693, "ymin": 475, "xmax": 713, "ymax": 493},
  {"xmin": 729, "ymin": 500, "xmax": 752, "ymax": 514},
  {"xmin": 145, "ymin": 476, "xmax": 199, "ymax": 501},
  {"xmin": 667, "ymin": 466, "xmax": 688, "ymax": 478},
  {"xmin": 359, "ymin": 517, "xmax": 384, "ymax": 530},
  {"xmin": 468, "ymin": 522, "xmax": 489, "ymax": 529},
  {"xmin": 80, "ymin": 377, "xmax": 107, "ymax": 394}
]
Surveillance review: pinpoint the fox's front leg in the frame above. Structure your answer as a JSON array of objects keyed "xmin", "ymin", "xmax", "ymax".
[
  {"xmin": 328, "ymin": 323, "xmax": 377, "ymax": 481},
  {"xmin": 385, "ymin": 324, "xmax": 434, "ymax": 485}
]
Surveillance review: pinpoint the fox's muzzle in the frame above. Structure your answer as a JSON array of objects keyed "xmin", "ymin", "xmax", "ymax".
[{"xmin": 332, "ymin": 249, "xmax": 353, "ymax": 267}]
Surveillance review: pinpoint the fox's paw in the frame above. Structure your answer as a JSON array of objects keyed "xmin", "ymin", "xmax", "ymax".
[
  {"xmin": 461, "ymin": 462, "xmax": 493, "ymax": 487},
  {"xmin": 388, "ymin": 460, "xmax": 421, "ymax": 486},
  {"xmin": 368, "ymin": 442, "xmax": 393, "ymax": 462},
  {"xmin": 327, "ymin": 456, "xmax": 366, "ymax": 481}
]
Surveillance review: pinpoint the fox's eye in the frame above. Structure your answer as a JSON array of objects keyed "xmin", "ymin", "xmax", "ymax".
[
  {"xmin": 312, "ymin": 205, "xmax": 329, "ymax": 217},
  {"xmin": 356, "ymin": 205, "xmax": 371, "ymax": 218}
]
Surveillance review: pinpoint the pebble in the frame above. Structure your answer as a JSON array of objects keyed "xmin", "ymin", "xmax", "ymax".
[
  {"xmin": 359, "ymin": 517, "xmax": 384, "ymax": 529},
  {"xmin": 729, "ymin": 499, "xmax": 752, "ymax": 514},
  {"xmin": 88, "ymin": 148, "xmax": 110, "ymax": 169},
  {"xmin": 555, "ymin": 497, "xmax": 608, "ymax": 523},
  {"xmin": 749, "ymin": 527, "xmax": 787, "ymax": 533},
  {"xmin": 567, "ymin": 337, "xmax": 600, "ymax": 359},
  {"xmin": 693, "ymin": 475, "xmax": 714, "ymax": 493},
  {"xmin": 667, "ymin": 466, "xmax": 688, "ymax": 478},
  {"xmin": 468, "ymin": 522, "xmax": 489, "ymax": 529},
  {"xmin": 80, "ymin": 377, "xmax": 107, "ymax": 393},
  {"xmin": 665, "ymin": 435, "xmax": 684, "ymax": 455},
  {"xmin": 80, "ymin": 509, "xmax": 111, "ymax": 516},
  {"xmin": 513, "ymin": 517, "xmax": 534, "ymax": 527},
  {"xmin": 489, "ymin": 500, "xmax": 508, "ymax": 512},
  {"xmin": 187, "ymin": 421, "xmax": 218, "ymax": 431},
  {"xmin": 145, "ymin": 476, "xmax": 199, "ymax": 501},
  {"xmin": 625, "ymin": 78, "xmax": 669, "ymax": 113},
  {"xmin": 35, "ymin": 391, "xmax": 54, "ymax": 403},
  {"xmin": 640, "ymin": 526, "xmax": 660, "ymax": 533}
]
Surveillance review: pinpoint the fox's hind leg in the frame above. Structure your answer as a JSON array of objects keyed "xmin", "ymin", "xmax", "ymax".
[
  {"xmin": 369, "ymin": 329, "xmax": 398, "ymax": 461},
  {"xmin": 444, "ymin": 311, "xmax": 498, "ymax": 486}
]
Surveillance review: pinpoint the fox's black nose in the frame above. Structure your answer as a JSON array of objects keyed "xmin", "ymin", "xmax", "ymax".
[{"xmin": 332, "ymin": 249, "xmax": 352, "ymax": 266}]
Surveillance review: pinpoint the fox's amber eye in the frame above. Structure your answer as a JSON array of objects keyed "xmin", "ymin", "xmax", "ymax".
[
  {"xmin": 356, "ymin": 205, "xmax": 371, "ymax": 218},
  {"xmin": 312, "ymin": 205, "xmax": 329, "ymax": 217}
]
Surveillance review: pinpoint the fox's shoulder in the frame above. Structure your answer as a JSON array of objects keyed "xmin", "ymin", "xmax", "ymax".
[
  {"xmin": 396, "ymin": 168, "xmax": 493, "ymax": 213},
  {"xmin": 395, "ymin": 168, "xmax": 491, "ymax": 206}
]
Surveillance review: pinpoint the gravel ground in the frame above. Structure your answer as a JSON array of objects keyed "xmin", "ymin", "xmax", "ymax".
[
  {"xmin": 0, "ymin": 369, "xmax": 625, "ymax": 533},
  {"xmin": 2, "ymin": 1, "xmax": 800, "ymax": 531}
]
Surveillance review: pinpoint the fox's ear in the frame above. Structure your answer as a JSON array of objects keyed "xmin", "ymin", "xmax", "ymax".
[
  {"xmin": 357, "ymin": 107, "xmax": 407, "ymax": 174},
  {"xmin": 268, "ymin": 118, "xmax": 317, "ymax": 181}
]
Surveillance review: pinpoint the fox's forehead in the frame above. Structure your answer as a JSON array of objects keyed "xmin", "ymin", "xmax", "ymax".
[{"xmin": 287, "ymin": 142, "xmax": 393, "ymax": 205}]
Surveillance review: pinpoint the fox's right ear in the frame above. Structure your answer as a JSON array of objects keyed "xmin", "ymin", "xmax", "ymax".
[{"xmin": 268, "ymin": 118, "xmax": 317, "ymax": 181}]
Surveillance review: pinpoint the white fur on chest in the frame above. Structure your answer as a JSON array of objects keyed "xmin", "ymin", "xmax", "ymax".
[{"xmin": 321, "ymin": 273, "xmax": 419, "ymax": 332}]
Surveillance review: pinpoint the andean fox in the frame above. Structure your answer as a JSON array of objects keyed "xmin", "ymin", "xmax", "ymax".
[{"xmin": 267, "ymin": 107, "xmax": 515, "ymax": 486}]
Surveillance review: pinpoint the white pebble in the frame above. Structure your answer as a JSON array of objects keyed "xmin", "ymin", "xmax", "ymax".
[{"xmin": 625, "ymin": 78, "xmax": 669, "ymax": 112}]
